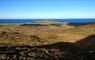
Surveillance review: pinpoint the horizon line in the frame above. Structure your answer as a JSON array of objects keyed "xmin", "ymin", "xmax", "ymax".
[{"xmin": 0, "ymin": 18, "xmax": 95, "ymax": 19}]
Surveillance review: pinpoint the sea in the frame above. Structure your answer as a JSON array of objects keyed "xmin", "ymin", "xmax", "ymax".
[{"xmin": 0, "ymin": 18, "xmax": 95, "ymax": 24}]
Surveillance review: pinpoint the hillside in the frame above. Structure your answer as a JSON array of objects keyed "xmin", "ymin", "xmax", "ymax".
[
  {"xmin": 0, "ymin": 23, "xmax": 94, "ymax": 46},
  {"xmin": 0, "ymin": 23, "xmax": 95, "ymax": 60}
]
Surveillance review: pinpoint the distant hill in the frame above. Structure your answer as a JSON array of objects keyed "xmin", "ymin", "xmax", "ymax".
[
  {"xmin": 21, "ymin": 20, "xmax": 63, "ymax": 26},
  {"xmin": 32, "ymin": 20, "xmax": 63, "ymax": 24},
  {"xmin": 21, "ymin": 20, "xmax": 95, "ymax": 27}
]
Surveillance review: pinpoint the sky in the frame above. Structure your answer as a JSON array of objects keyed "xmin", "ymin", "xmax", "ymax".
[{"xmin": 0, "ymin": 0, "xmax": 95, "ymax": 19}]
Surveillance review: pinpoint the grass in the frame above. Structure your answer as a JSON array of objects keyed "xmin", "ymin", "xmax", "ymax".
[
  {"xmin": 0, "ymin": 23, "xmax": 94, "ymax": 60},
  {"xmin": 0, "ymin": 23, "xmax": 94, "ymax": 46}
]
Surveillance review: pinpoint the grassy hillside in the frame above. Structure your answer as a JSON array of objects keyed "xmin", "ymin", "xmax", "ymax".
[
  {"xmin": 0, "ymin": 23, "xmax": 95, "ymax": 60},
  {"xmin": 0, "ymin": 23, "xmax": 94, "ymax": 46}
]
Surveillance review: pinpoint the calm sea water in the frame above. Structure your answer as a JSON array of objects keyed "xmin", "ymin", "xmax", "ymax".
[{"xmin": 0, "ymin": 19, "xmax": 95, "ymax": 24}]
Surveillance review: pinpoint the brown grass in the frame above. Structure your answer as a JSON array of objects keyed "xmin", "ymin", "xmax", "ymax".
[{"xmin": 0, "ymin": 23, "xmax": 94, "ymax": 46}]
